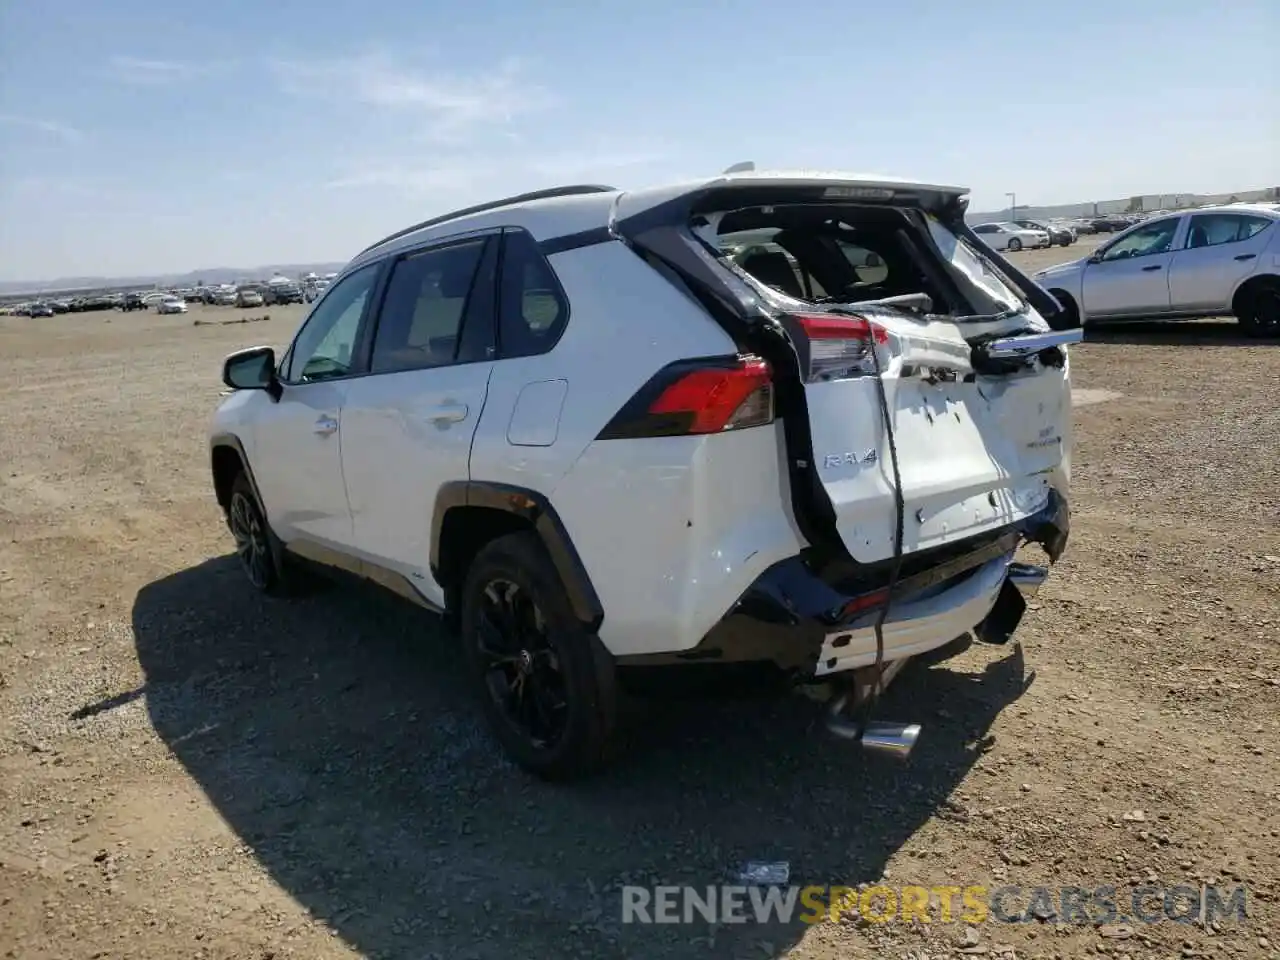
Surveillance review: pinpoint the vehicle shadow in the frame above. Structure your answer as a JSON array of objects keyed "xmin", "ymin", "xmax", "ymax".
[
  {"xmin": 119, "ymin": 556, "xmax": 1031, "ymax": 959},
  {"xmin": 1083, "ymin": 319, "xmax": 1275, "ymax": 346}
]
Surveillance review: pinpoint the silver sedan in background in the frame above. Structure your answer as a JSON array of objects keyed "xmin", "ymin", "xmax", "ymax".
[{"xmin": 1033, "ymin": 204, "xmax": 1280, "ymax": 336}]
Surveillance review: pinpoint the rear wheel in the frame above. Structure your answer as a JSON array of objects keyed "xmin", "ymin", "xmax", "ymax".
[
  {"xmin": 460, "ymin": 532, "xmax": 618, "ymax": 780},
  {"xmin": 1007, "ymin": 237, "xmax": 1023, "ymax": 252},
  {"xmin": 1238, "ymin": 278, "xmax": 1280, "ymax": 338}
]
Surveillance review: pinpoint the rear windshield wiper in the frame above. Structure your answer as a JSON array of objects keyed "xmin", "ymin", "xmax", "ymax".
[
  {"xmin": 844, "ymin": 292, "xmax": 934, "ymax": 314},
  {"xmin": 946, "ymin": 305, "xmax": 1030, "ymax": 323}
]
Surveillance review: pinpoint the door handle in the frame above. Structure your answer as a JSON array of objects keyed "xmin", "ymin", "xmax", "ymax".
[
  {"xmin": 1234, "ymin": 253, "xmax": 1257, "ymax": 261},
  {"xmin": 1141, "ymin": 265, "xmax": 1163, "ymax": 272},
  {"xmin": 427, "ymin": 403, "xmax": 469, "ymax": 424},
  {"xmin": 313, "ymin": 415, "xmax": 339, "ymax": 436}
]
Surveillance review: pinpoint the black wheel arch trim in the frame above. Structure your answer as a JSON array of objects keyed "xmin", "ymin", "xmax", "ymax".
[
  {"xmin": 431, "ymin": 480, "xmax": 605, "ymax": 630},
  {"xmin": 210, "ymin": 432, "xmax": 263, "ymax": 511},
  {"xmin": 210, "ymin": 432, "xmax": 290, "ymax": 573}
]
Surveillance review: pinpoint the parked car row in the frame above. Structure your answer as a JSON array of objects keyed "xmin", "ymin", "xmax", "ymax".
[
  {"xmin": 3, "ymin": 294, "xmax": 120, "ymax": 316},
  {"xmin": 3, "ymin": 269, "xmax": 342, "ymax": 319},
  {"xmin": 969, "ymin": 217, "xmax": 1090, "ymax": 251},
  {"xmin": 967, "ymin": 212, "xmax": 1178, "ymax": 246},
  {"xmin": 971, "ymin": 221, "xmax": 1055, "ymax": 251}
]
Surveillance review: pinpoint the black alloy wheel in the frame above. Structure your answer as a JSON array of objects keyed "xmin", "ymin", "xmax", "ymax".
[
  {"xmin": 474, "ymin": 578, "xmax": 569, "ymax": 750},
  {"xmin": 460, "ymin": 531, "xmax": 618, "ymax": 779},
  {"xmin": 228, "ymin": 486, "xmax": 272, "ymax": 590}
]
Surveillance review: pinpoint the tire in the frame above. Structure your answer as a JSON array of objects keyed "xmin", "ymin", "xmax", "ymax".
[
  {"xmin": 1007, "ymin": 237, "xmax": 1022, "ymax": 252},
  {"xmin": 227, "ymin": 471, "xmax": 293, "ymax": 595},
  {"xmin": 1237, "ymin": 278, "xmax": 1280, "ymax": 339},
  {"xmin": 1045, "ymin": 289, "xmax": 1080, "ymax": 331},
  {"xmin": 460, "ymin": 531, "xmax": 618, "ymax": 780}
]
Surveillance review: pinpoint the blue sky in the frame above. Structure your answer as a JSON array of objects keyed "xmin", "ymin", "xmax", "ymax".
[{"xmin": 1, "ymin": 0, "xmax": 1276, "ymax": 282}]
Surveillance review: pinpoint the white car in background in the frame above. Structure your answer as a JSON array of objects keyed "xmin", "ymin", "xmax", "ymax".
[
  {"xmin": 1034, "ymin": 204, "xmax": 1280, "ymax": 337},
  {"xmin": 157, "ymin": 296, "xmax": 188, "ymax": 315},
  {"xmin": 972, "ymin": 222, "xmax": 1051, "ymax": 252}
]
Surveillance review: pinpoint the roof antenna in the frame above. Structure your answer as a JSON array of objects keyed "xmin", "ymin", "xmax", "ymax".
[{"xmin": 722, "ymin": 160, "xmax": 755, "ymax": 174}]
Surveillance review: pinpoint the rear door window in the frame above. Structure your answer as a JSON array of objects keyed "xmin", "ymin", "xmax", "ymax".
[{"xmin": 1184, "ymin": 214, "xmax": 1272, "ymax": 249}]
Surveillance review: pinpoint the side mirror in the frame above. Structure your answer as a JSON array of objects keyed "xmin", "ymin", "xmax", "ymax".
[
  {"xmin": 222, "ymin": 346, "xmax": 281, "ymax": 399},
  {"xmin": 1087, "ymin": 250, "xmax": 1104, "ymax": 265}
]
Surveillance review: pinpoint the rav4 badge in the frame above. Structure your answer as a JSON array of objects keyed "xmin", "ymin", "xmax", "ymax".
[{"xmin": 823, "ymin": 450, "xmax": 878, "ymax": 469}]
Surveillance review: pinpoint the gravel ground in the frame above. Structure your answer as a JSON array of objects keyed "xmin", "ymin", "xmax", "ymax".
[{"xmin": 2, "ymin": 239, "xmax": 1278, "ymax": 960}]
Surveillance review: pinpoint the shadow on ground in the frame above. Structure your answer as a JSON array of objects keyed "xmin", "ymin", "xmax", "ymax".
[
  {"xmin": 111, "ymin": 556, "xmax": 1030, "ymax": 959},
  {"xmin": 1084, "ymin": 319, "xmax": 1275, "ymax": 346}
]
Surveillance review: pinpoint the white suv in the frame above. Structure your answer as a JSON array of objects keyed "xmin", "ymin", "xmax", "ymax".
[{"xmin": 210, "ymin": 170, "xmax": 1080, "ymax": 778}]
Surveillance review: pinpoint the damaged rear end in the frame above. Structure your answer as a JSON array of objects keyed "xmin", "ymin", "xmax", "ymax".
[{"xmin": 611, "ymin": 172, "xmax": 1077, "ymax": 703}]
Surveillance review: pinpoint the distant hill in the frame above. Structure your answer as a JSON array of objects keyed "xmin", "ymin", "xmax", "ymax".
[{"xmin": 0, "ymin": 262, "xmax": 348, "ymax": 299}]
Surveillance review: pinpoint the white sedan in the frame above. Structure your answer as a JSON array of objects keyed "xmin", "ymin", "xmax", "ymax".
[
  {"xmin": 156, "ymin": 296, "xmax": 188, "ymax": 315},
  {"xmin": 971, "ymin": 222, "xmax": 1051, "ymax": 252},
  {"xmin": 1033, "ymin": 204, "xmax": 1280, "ymax": 337}
]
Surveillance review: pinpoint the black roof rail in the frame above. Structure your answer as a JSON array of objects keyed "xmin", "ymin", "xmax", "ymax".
[{"xmin": 355, "ymin": 184, "xmax": 618, "ymax": 258}]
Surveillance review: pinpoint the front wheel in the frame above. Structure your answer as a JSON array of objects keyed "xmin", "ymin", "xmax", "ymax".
[
  {"xmin": 1007, "ymin": 237, "xmax": 1022, "ymax": 252},
  {"xmin": 1046, "ymin": 289, "xmax": 1081, "ymax": 331},
  {"xmin": 227, "ymin": 472, "xmax": 292, "ymax": 594},
  {"xmin": 460, "ymin": 532, "xmax": 618, "ymax": 780}
]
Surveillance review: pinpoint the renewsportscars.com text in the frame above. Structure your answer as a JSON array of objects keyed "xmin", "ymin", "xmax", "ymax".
[{"xmin": 620, "ymin": 884, "xmax": 1249, "ymax": 926}]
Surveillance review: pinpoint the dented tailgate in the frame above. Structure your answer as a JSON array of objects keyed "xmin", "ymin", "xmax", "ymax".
[{"xmin": 806, "ymin": 313, "xmax": 1076, "ymax": 562}]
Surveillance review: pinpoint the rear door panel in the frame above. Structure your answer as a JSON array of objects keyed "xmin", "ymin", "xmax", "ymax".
[{"xmin": 1168, "ymin": 216, "xmax": 1274, "ymax": 312}]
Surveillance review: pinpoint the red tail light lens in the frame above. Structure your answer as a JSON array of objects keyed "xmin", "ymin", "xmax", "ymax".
[
  {"xmin": 597, "ymin": 356, "xmax": 774, "ymax": 439},
  {"xmin": 649, "ymin": 358, "xmax": 772, "ymax": 434},
  {"xmin": 791, "ymin": 312, "xmax": 888, "ymax": 383}
]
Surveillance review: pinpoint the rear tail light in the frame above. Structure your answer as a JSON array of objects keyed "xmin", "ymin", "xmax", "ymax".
[
  {"xmin": 596, "ymin": 355, "xmax": 774, "ymax": 440},
  {"xmin": 791, "ymin": 312, "xmax": 888, "ymax": 383}
]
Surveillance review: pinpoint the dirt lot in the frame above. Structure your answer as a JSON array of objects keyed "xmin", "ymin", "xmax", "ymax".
[{"xmin": 2, "ymin": 239, "xmax": 1278, "ymax": 960}]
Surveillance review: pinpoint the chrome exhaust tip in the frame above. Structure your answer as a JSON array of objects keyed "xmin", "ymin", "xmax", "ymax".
[
  {"xmin": 859, "ymin": 721, "xmax": 922, "ymax": 758},
  {"xmin": 822, "ymin": 693, "xmax": 921, "ymax": 760},
  {"xmin": 1007, "ymin": 562, "xmax": 1049, "ymax": 601}
]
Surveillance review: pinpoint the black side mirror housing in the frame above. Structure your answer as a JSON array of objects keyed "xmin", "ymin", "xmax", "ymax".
[{"xmin": 222, "ymin": 346, "xmax": 281, "ymax": 400}]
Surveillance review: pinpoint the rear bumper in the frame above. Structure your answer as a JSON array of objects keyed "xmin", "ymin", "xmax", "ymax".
[{"xmin": 616, "ymin": 489, "xmax": 1068, "ymax": 681}]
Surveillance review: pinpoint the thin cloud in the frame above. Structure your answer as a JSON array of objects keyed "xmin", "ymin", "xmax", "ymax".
[
  {"xmin": 324, "ymin": 165, "xmax": 480, "ymax": 194},
  {"xmin": 270, "ymin": 53, "xmax": 552, "ymax": 142},
  {"xmin": 107, "ymin": 55, "xmax": 218, "ymax": 84},
  {"xmin": 0, "ymin": 113, "xmax": 84, "ymax": 143},
  {"xmin": 5, "ymin": 175, "xmax": 113, "ymax": 199},
  {"xmin": 323, "ymin": 146, "xmax": 673, "ymax": 198}
]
